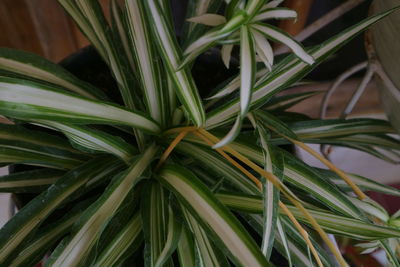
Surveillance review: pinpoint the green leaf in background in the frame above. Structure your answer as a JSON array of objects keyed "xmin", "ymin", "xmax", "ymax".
[{"xmin": 0, "ymin": 48, "xmax": 107, "ymax": 100}]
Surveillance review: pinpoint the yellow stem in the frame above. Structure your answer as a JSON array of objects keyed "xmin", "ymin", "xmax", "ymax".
[
  {"xmin": 198, "ymin": 128, "xmax": 348, "ymax": 266},
  {"xmin": 156, "ymin": 131, "xmax": 189, "ymax": 170},
  {"xmin": 279, "ymin": 202, "xmax": 323, "ymax": 267},
  {"xmin": 290, "ymin": 139, "xmax": 366, "ymax": 200},
  {"xmin": 193, "ymin": 131, "xmax": 263, "ymax": 190},
  {"xmin": 163, "ymin": 126, "xmax": 198, "ymax": 136}
]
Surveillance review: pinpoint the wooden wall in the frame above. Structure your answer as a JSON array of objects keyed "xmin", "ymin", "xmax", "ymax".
[{"xmin": 0, "ymin": 0, "xmax": 109, "ymax": 62}]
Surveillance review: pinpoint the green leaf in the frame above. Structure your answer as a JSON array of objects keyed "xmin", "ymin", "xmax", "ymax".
[
  {"xmin": 245, "ymin": 213, "xmax": 334, "ymax": 267},
  {"xmin": 206, "ymin": 8, "xmax": 399, "ymax": 128},
  {"xmin": 175, "ymin": 141, "xmax": 259, "ymax": 195},
  {"xmin": 255, "ymin": 109, "xmax": 299, "ymax": 140},
  {"xmin": 213, "ymin": 115, "xmax": 242, "ymax": 148},
  {"xmin": 217, "ymin": 193, "xmax": 400, "ymax": 240},
  {"xmin": 177, "ymin": 225, "xmax": 196, "ymax": 267},
  {"xmin": 253, "ymin": 122, "xmax": 283, "ymax": 259},
  {"xmin": 0, "ymin": 123, "xmax": 80, "ymax": 153},
  {"xmin": 158, "ymin": 164, "xmax": 270, "ymax": 267},
  {"xmin": 47, "ymin": 144, "xmax": 157, "ymax": 267},
  {"xmin": 252, "ymin": 23, "xmax": 314, "ymax": 65},
  {"xmin": 36, "ymin": 121, "xmax": 137, "ymax": 162},
  {"xmin": 58, "ymin": 0, "xmax": 139, "ymax": 111},
  {"xmin": 125, "ymin": 0, "xmax": 166, "ymax": 125},
  {"xmin": 94, "ymin": 212, "xmax": 143, "ymax": 267},
  {"xmin": 253, "ymin": 8, "xmax": 297, "ymax": 22},
  {"xmin": 0, "ymin": 156, "xmax": 121, "ymax": 265},
  {"xmin": 155, "ymin": 205, "xmax": 182, "ymax": 267},
  {"xmin": 0, "ymin": 123, "xmax": 86, "ymax": 170},
  {"xmin": 180, "ymin": 205, "xmax": 230, "ymax": 267},
  {"xmin": 182, "ymin": 11, "xmax": 247, "ymax": 68},
  {"xmin": 0, "ymin": 48, "xmax": 107, "ymax": 100},
  {"xmin": 224, "ymin": 138, "xmax": 363, "ymax": 218},
  {"xmin": 9, "ymin": 199, "xmax": 92, "ymax": 267},
  {"xmin": 0, "ymin": 77, "xmax": 160, "ymax": 134},
  {"xmin": 144, "ymin": 0, "xmax": 206, "ymax": 126},
  {"xmin": 316, "ymin": 168, "xmax": 400, "ymax": 197},
  {"xmin": 181, "ymin": 0, "xmax": 223, "ymax": 48},
  {"xmin": 0, "ymin": 169, "xmax": 64, "ymax": 193},
  {"xmin": 239, "ymin": 26, "xmax": 256, "ymax": 117},
  {"xmin": 141, "ymin": 181, "xmax": 173, "ymax": 267},
  {"xmin": 287, "ymin": 118, "xmax": 396, "ymax": 139}
]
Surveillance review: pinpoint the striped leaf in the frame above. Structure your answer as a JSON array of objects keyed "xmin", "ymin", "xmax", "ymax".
[
  {"xmin": 181, "ymin": 205, "xmax": 230, "ymax": 267},
  {"xmin": 110, "ymin": 0, "xmax": 137, "ymax": 74},
  {"xmin": 206, "ymin": 8, "xmax": 399, "ymax": 128},
  {"xmin": 316, "ymin": 168, "xmax": 400, "ymax": 197},
  {"xmin": 0, "ymin": 144, "xmax": 84, "ymax": 170},
  {"xmin": 58, "ymin": 0, "xmax": 139, "ymax": 111},
  {"xmin": 239, "ymin": 26, "xmax": 256, "ymax": 117},
  {"xmin": 155, "ymin": 205, "xmax": 182, "ymax": 267},
  {"xmin": 253, "ymin": 8, "xmax": 297, "ymax": 22},
  {"xmin": 287, "ymin": 118, "xmax": 396, "ymax": 139},
  {"xmin": 0, "ymin": 169, "xmax": 64, "ymax": 193},
  {"xmin": 213, "ymin": 115, "xmax": 242, "ymax": 148},
  {"xmin": 181, "ymin": 0, "xmax": 223, "ymax": 47},
  {"xmin": 144, "ymin": 0, "xmax": 206, "ymax": 126},
  {"xmin": 125, "ymin": 0, "xmax": 166, "ymax": 125},
  {"xmin": 182, "ymin": 11, "xmax": 247, "ymax": 68},
  {"xmin": 207, "ymin": 68, "xmax": 269, "ymax": 100},
  {"xmin": 37, "ymin": 121, "xmax": 137, "ymax": 162},
  {"xmin": 9, "ymin": 198, "xmax": 93, "ymax": 267},
  {"xmin": 224, "ymin": 138, "xmax": 363, "ymax": 218},
  {"xmin": 0, "ymin": 76, "xmax": 160, "ymax": 133},
  {"xmin": 217, "ymin": 193, "xmax": 400, "ymax": 240},
  {"xmin": 158, "ymin": 165, "xmax": 270, "ymax": 267},
  {"xmin": 252, "ymin": 23, "xmax": 314, "ymax": 65},
  {"xmin": 0, "ymin": 123, "xmax": 79, "ymax": 153},
  {"xmin": 0, "ymin": 156, "xmax": 121, "ymax": 265},
  {"xmin": 0, "ymin": 48, "xmax": 106, "ymax": 100},
  {"xmin": 141, "ymin": 181, "xmax": 173, "ymax": 267},
  {"xmin": 275, "ymin": 218, "xmax": 292, "ymax": 267},
  {"xmin": 47, "ymin": 144, "xmax": 157, "ymax": 266},
  {"xmin": 252, "ymin": 29, "xmax": 274, "ymax": 70},
  {"xmin": 254, "ymin": 122, "xmax": 283, "ymax": 259},
  {"xmin": 255, "ymin": 109, "xmax": 299, "ymax": 140},
  {"xmin": 94, "ymin": 212, "xmax": 143, "ymax": 267},
  {"xmin": 177, "ymin": 225, "xmax": 196, "ymax": 267},
  {"xmin": 175, "ymin": 141, "xmax": 259, "ymax": 195},
  {"xmin": 245, "ymin": 213, "xmax": 334, "ymax": 267}
]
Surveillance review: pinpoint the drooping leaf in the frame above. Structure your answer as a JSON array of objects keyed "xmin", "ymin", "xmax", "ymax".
[
  {"xmin": 0, "ymin": 169, "xmax": 64, "ymax": 193},
  {"xmin": 158, "ymin": 164, "xmax": 270, "ymax": 267},
  {"xmin": 0, "ymin": 48, "xmax": 107, "ymax": 100},
  {"xmin": 0, "ymin": 156, "xmax": 122, "ymax": 265},
  {"xmin": 206, "ymin": 8, "xmax": 399, "ymax": 128},
  {"xmin": 0, "ymin": 76, "xmax": 160, "ymax": 134},
  {"xmin": 47, "ymin": 145, "xmax": 157, "ymax": 266}
]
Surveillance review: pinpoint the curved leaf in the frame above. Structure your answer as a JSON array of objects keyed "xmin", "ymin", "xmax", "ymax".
[
  {"xmin": 0, "ymin": 77, "xmax": 160, "ymax": 134},
  {"xmin": 158, "ymin": 165, "xmax": 270, "ymax": 267}
]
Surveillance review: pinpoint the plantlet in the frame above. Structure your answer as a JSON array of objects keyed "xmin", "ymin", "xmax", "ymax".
[{"xmin": 0, "ymin": 0, "xmax": 400, "ymax": 266}]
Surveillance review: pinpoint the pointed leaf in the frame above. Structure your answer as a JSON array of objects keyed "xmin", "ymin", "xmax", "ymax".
[
  {"xmin": 0, "ymin": 77, "xmax": 160, "ymax": 133},
  {"xmin": 158, "ymin": 165, "xmax": 270, "ymax": 267}
]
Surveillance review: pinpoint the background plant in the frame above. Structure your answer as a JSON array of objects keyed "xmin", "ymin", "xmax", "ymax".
[{"xmin": 0, "ymin": 0, "xmax": 399, "ymax": 266}]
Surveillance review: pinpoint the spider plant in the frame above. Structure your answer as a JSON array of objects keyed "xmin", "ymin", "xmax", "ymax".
[{"xmin": 0, "ymin": 0, "xmax": 400, "ymax": 266}]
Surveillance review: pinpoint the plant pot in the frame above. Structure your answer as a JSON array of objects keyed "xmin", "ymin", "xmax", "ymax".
[{"xmin": 368, "ymin": 0, "xmax": 400, "ymax": 134}]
